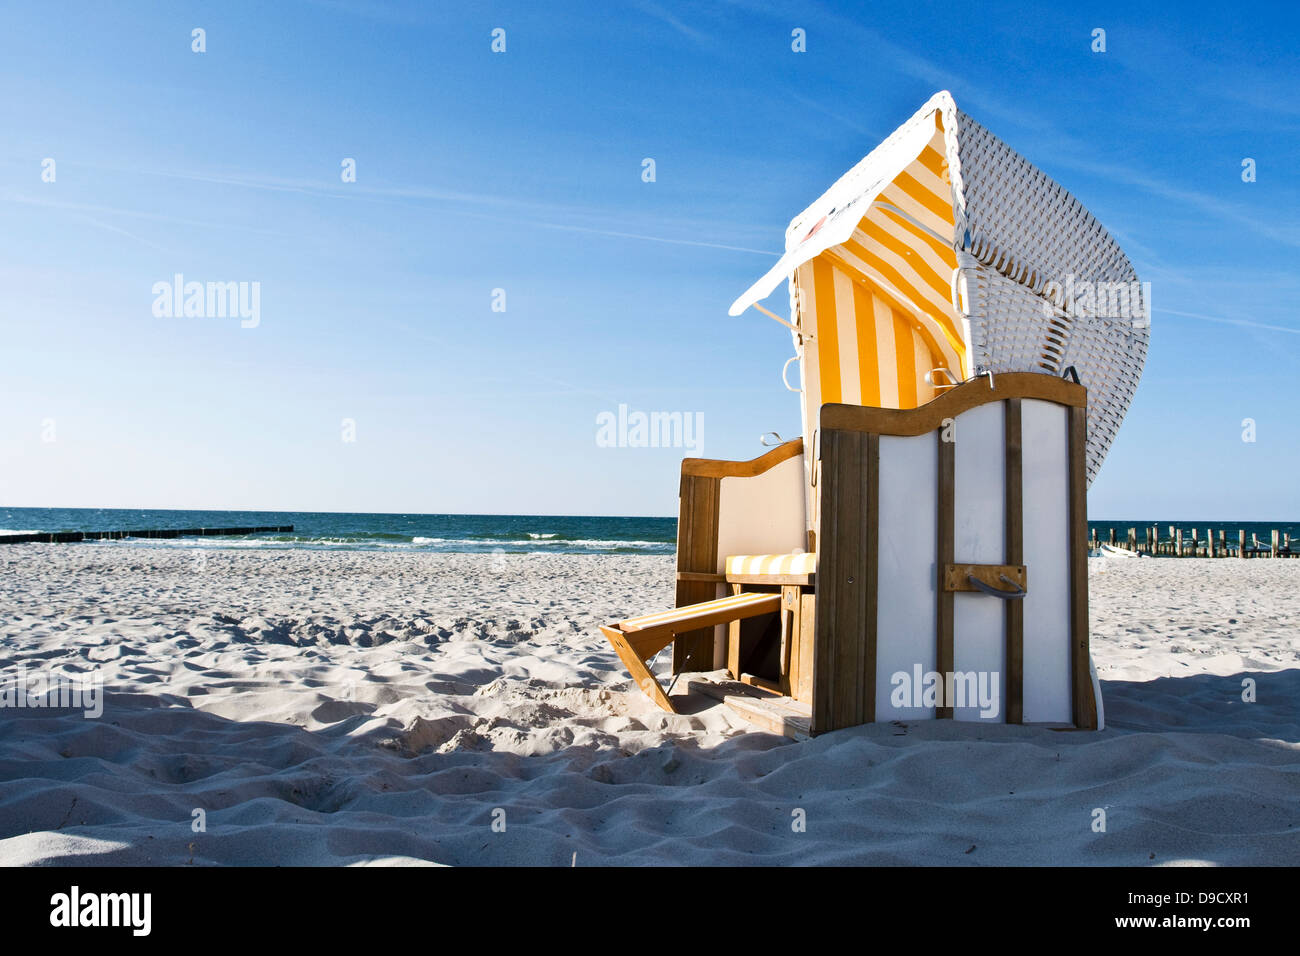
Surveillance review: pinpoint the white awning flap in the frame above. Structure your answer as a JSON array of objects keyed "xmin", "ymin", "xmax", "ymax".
[{"xmin": 727, "ymin": 115, "xmax": 942, "ymax": 317}]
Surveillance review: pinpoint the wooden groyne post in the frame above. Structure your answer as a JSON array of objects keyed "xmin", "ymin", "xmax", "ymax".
[
  {"xmin": 1097, "ymin": 526, "xmax": 1293, "ymax": 558},
  {"xmin": 0, "ymin": 525, "xmax": 293, "ymax": 544}
]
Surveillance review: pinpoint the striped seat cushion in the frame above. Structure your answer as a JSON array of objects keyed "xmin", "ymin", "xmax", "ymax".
[{"xmin": 725, "ymin": 552, "xmax": 818, "ymax": 576}]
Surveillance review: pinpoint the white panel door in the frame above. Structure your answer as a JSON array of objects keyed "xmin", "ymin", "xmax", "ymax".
[
  {"xmin": 875, "ymin": 433, "xmax": 938, "ymax": 721},
  {"xmin": 952, "ymin": 401, "xmax": 1007, "ymax": 722},
  {"xmin": 1020, "ymin": 399, "xmax": 1072, "ymax": 724}
]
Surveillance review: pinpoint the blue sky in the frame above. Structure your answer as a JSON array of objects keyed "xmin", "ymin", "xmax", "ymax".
[{"xmin": 1, "ymin": 0, "xmax": 1297, "ymax": 518}]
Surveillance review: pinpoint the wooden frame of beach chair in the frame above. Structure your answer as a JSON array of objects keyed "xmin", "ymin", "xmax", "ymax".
[
  {"xmin": 602, "ymin": 371, "xmax": 1097, "ymax": 737},
  {"xmin": 601, "ymin": 91, "xmax": 1134, "ymax": 736}
]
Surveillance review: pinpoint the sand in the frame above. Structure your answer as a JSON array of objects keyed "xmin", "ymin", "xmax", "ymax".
[{"xmin": 0, "ymin": 545, "xmax": 1296, "ymax": 866}]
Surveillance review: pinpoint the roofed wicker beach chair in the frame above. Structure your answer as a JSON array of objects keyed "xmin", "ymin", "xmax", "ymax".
[{"xmin": 601, "ymin": 91, "xmax": 1145, "ymax": 737}]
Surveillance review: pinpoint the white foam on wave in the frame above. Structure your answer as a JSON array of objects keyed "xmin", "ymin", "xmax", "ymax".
[{"xmin": 83, "ymin": 535, "xmax": 673, "ymax": 553}]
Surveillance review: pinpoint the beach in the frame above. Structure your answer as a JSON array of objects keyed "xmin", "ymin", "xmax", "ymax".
[{"xmin": 0, "ymin": 544, "xmax": 1296, "ymax": 866}]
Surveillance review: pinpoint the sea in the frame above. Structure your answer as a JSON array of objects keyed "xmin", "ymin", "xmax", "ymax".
[
  {"xmin": 0, "ymin": 508, "xmax": 1295, "ymax": 556},
  {"xmin": 0, "ymin": 508, "xmax": 678, "ymax": 555}
]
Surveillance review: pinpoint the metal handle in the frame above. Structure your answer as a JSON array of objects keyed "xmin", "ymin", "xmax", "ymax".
[
  {"xmin": 782, "ymin": 355, "xmax": 802, "ymax": 393},
  {"xmin": 967, "ymin": 573, "xmax": 1026, "ymax": 600}
]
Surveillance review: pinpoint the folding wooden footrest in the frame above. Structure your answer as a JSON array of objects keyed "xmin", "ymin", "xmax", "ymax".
[{"xmin": 600, "ymin": 592, "xmax": 782, "ymax": 712}]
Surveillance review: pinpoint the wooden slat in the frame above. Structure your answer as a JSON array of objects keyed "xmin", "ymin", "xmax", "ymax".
[
  {"xmin": 600, "ymin": 626, "xmax": 676, "ymax": 713},
  {"xmin": 622, "ymin": 592, "xmax": 781, "ymax": 643},
  {"xmin": 680, "ymin": 438, "xmax": 803, "ymax": 478},
  {"xmin": 687, "ymin": 676, "xmax": 781, "ymax": 703},
  {"xmin": 739, "ymin": 673, "xmax": 782, "ymax": 693},
  {"xmin": 622, "ymin": 590, "xmax": 776, "ymax": 630},
  {"xmin": 780, "ymin": 586, "xmax": 799, "ymax": 697},
  {"xmin": 727, "ymin": 583, "xmax": 742, "ymax": 680},
  {"xmin": 797, "ymin": 593, "xmax": 816, "ymax": 703},
  {"xmin": 723, "ymin": 570, "xmax": 816, "ymax": 587},
  {"xmin": 621, "ymin": 628, "xmax": 685, "ymax": 660},
  {"xmin": 675, "ymin": 571, "xmax": 727, "ymax": 584},
  {"xmin": 936, "ymin": 430, "xmax": 954, "ymax": 719},
  {"xmin": 821, "ymin": 373, "xmax": 1085, "ymax": 436},
  {"xmin": 811, "ymin": 432, "xmax": 843, "ymax": 734},
  {"xmin": 812, "ymin": 428, "xmax": 877, "ymax": 734},
  {"xmin": 674, "ymin": 473, "xmax": 721, "ymax": 673},
  {"xmin": 862, "ymin": 434, "xmax": 880, "ymax": 728},
  {"xmin": 1068, "ymin": 405, "xmax": 1098, "ymax": 730},
  {"xmin": 723, "ymin": 694, "xmax": 812, "ymax": 741},
  {"xmin": 1004, "ymin": 398, "xmax": 1024, "ymax": 725},
  {"xmin": 831, "ymin": 432, "xmax": 861, "ymax": 732}
]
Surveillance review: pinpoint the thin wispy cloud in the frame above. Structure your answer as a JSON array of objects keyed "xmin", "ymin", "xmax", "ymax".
[
  {"xmin": 1103, "ymin": 25, "xmax": 1300, "ymax": 123},
  {"xmin": 1156, "ymin": 307, "xmax": 1300, "ymax": 336},
  {"xmin": 730, "ymin": 0, "xmax": 1031, "ymax": 133},
  {"xmin": 633, "ymin": 0, "xmax": 711, "ymax": 48},
  {"xmin": 9, "ymin": 161, "xmax": 779, "ymax": 258},
  {"xmin": 1046, "ymin": 154, "xmax": 1300, "ymax": 250},
  {"xmin": 730, "ymin": 1, "xmax": 1300, "ymax": 257},
  {"xmin": 0, "ymin": 191, "xmax": 300, "ymax": 240},
  {"xmin": 0, "ymin": 190, "xmax": 174, "ymax": 252},
  {"xmin": 518, "ymin": 219, "xmax": 778, "ymax": 255},
  {"xmin": 294, "ymin": 0, "xmax": 435, "ymax": 26},
  {"xmin": 784, "ymin": 91, "xmax": 880, "ymax": 137},
  {"xmin": 72, "ymin": 214, "xmax": 171, "ymax": 254}
]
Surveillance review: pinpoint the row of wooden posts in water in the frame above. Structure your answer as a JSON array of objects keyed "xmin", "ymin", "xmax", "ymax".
[
  {"xmin": 1092, "ymin": 526, "xmax": 1297, "ymax": 558},
  {"xmin": 0, "ymin": 526, "xmax": 293, "ymax": 544}
]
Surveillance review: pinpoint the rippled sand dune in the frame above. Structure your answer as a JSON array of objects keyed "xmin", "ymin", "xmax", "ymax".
[{"xmin": 0, "ymin": 546, "xmax": 1296, "ymax": 866}]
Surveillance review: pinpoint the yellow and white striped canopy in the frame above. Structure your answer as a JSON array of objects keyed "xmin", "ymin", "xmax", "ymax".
[
  {"xmin": 731, "ymin": 108, "xmax": 967, "ymax": 413},
  {"xmin": 729, "ymin": 90, "xmax": 1148, "ymax": 489}
]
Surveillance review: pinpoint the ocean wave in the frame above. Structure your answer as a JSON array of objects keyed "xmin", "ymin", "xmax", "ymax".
[
  {"xmin": 423, "ymin": 530, "xmax": 673, "ymax": 544},
  {"xmin": 401, "ymin": 536, "xmax": 672, "ymax": 550}
]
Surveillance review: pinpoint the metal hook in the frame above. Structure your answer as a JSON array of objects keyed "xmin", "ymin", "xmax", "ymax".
[
  {"xmin": 760, "ymin": 432, "xmax": 785, "ymax": 447},
  {"xmin": 925, "ymin": 367, "xmax": 958, "ymax": 390}
]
